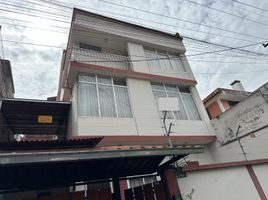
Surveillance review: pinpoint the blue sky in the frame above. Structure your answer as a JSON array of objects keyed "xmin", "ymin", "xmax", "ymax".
[{"xmin": 0, "ymin": 0, "xmax": 268, "ymax": 99}]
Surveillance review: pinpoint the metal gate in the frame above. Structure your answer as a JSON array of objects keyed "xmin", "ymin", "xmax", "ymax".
[{"xmin": 124, "ymin": 181, "xmax": 166, "ymax": 200}]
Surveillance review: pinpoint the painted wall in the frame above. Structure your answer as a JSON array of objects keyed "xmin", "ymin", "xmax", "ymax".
[
  {"xmin": 206, "ymin": 101, "xmax": 222, "ymax": 119},
  {"xmin": 69, "ymin": 41, "xmax": 212, "ymax": 137},
  {"xmin": 72, "ymin": 76, "xmax": 212, "ymax": 137},
  {"xmin": 212, "ymin": 92, "xmax": 268, "ymax": 144},
  {"xmin": 74, "ymin": 12, "xmax": 186, "ymax": 53},
  {"xmin": 0, "ymin": 60, "xmax": 14, "ymax": 98},
  {"xmin": 253, "ymin": 164, "xmax": 268, "ymax": 198},
  {"xmin": 221, "ymin": 99, "xmax": 230, "ymax": 111},
  {"xmin": 63, "ymin": 11, "xmax": 213, "ymax": 138},
  {"xmin": 178, "ymin": 167, "xmax": 259, "ymax": 200}
]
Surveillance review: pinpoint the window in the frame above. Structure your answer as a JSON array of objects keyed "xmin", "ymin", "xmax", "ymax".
[
  {"xmin": 79, "ymin": 43, "xmax": 101, "ymax": 52},
  {"xmin": 78, "ymin": 74, "xmax": 132, "ymax": 118},
  {"xmin": 129, "ymin": 176, "xmax": 158, "ymax": 188},
  {"xmin": 228, "ymin": 100, "xmax": 239, "ymax": 107},
  {"xmin": 151, "ymin": 83, "xmax": 201, "ymax": 120},
  {"xmin": 144, "ymin": 49, "xmax": 185, "ymax": 71}
]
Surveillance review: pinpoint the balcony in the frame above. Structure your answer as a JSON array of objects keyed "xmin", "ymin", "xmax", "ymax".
[{"xmin": 70, "ymin": 47, "xmax": 132, "ymax": 70}]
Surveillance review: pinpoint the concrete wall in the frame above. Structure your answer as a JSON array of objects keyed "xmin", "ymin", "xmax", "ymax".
[
  {"xmin": 67, "ymin": 82, "xmax": 78, "ymax": 136},
  {"xmin": 74, "ymin": 12, "xmax": 186, "ymax": 53},
  {"xmin": 62, "ymin": 10, "xmax": 213, "ymax": 138},
  {"xmin": 178, "ymin": 167, "xmax": 259, "ymax": 200},
  {"xmin": 203, "ymin": 92, "xmax": 268, "ymax": 163},
  {"xmin": 212, "ymin": 92, "xmax": 268, "ymax": 144},
  {"xmin": 253, "ymin": 164, "xmax": 268, "ymax": 197},
  {"xmin": 72, "ymin": 76, "xmax": 212, "ymax": 137},
  {"xmin": 0, "ymin": 59, "xmax": 14, "ymax": 98}
]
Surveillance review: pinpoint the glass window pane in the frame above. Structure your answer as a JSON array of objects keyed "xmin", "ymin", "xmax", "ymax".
[
  {"xmin": 113, "ymin": 77, "xmax": 126, "ymax": 86},
  {"xmin": 158, "ymin": 53, "xmax": 171, "ymax": 70},
  {"xmin": 165, "ymin": 84, "xmax": 178, "ymax": 92},
  {"xmin": 115, "ymin": 87, "xmax": 132, "ymax": 118},
  {"xmin": 167, "ymin": 92, "xmax": 188, "ymax": 120},
  {"xmin": 97, "ymin": 75, "xmax": 112, "ymax": 85},
  {"xmin": 98, "ymin": 85, "xmax": 116, "ymax": 117},
  {"xmin": 78, "ymin": 83, "xmax": 99, "ymax": 116},
  {"xmin": 151, "ymin": 82, "xmax": 164, "ymax": 91},
  {"xmin": 179, "ymin": 87, "xmax": 191, "ymax": 93},
  {"xmin": 170, "ymin": 56, "xmax": 185, "ymax": 71},
  {"xmin": 144, "ymin": 50, "xmax": 161, "ymax": 70},
  {"xmin": 181, "ymin": 93, "xmax": 201, "ymax": 120},
  {"xmin": 79, "ymin": 74, "xmax": 95, "ymax": 83}
]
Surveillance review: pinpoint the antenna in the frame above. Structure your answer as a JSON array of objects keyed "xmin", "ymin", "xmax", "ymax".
[
  {"xmin": 159, "ymin": 97, "xmax": 179, "ymax": 147},
  {"xmin": 0, "ymin": 25, "xmax": 4, "ymax": 59}
]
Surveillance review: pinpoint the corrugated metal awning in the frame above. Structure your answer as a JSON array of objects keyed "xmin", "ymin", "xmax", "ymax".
[
  {"xmin": 0, "ymin": 145, "xmax": 203, "ymax": 193},
  {"xmin": 0, "ymin": 98, "xmax": 71, "ymax": 137}
]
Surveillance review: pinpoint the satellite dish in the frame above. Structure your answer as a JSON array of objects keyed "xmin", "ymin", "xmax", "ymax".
[{"xmin": 158, "ymin": 97, "xmax": 179, "ymax": 111}]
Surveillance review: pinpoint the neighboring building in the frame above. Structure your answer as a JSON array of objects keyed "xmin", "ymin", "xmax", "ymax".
[
  {"xmin": 178, "ymin": 82, "xmax": 268, "ymax": 200},
  {"xmin": 0, "ymin": 59, "xmax": 15, "ymax": 141},
  {"xmin": 0, "ymin": 59, "xmax": 14, "ymax": 98},
  {"xmin": 203, "ymin": 80, "xmax": 251, "ymax": 119}
]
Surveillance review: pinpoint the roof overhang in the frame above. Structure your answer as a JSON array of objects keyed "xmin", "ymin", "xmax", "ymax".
[
  {"xmin": 0, "ymin": 146, "xmax": 203, "ymax": 166},
  {"xmin": 71, "ymin": 135, "xmax": 217, "ymax": 147},
  {"xmin": 0, "ymin": 146, "xmax": 203, "ymax": 193},
  {"xmin": 0, "ymin": 98, "xmax": 71, "ymax": 138}
]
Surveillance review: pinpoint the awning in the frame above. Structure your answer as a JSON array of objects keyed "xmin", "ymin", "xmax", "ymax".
[
  {"xmin": 0, "ymin": 98, "xmax": 71, "ymax": 137},
  {"xmin": 0, "ymin": 145, "xmax": 203, "ymax": 193}
]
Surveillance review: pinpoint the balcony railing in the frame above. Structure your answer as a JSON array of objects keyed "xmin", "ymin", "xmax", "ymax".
[{"xmin": 71, "ymin": 47, "xmax": 132, "ymax": 70}]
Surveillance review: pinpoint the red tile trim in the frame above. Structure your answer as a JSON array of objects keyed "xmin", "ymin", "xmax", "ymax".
[
  {"xmin": 246, "ymin": 165, "xmax": 267, "ymax": 200},
  {"xmin": 69, "ymin": 135, "xmax": 217, "ymax": 146},
  {"xmin": 184, "ymin": 159, "xmax": 268, "ymax": 172},
  {"xmin": 70, "ymin": 61, "xmax": 197, "ymax": 85}
]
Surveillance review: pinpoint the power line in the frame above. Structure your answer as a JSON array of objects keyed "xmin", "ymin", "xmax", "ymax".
[
  {"xmin": 1, "ymin": 11, "xmax": 266, "ymax": 59},
  {"xmin": 95, "ymin": 0, "xmax": 267, "ymax": 40},
  {"xmin": 195, "ymin": 69, "xmax": 268, "ymax": 75},
  {"xmin": 27, "ymin": 0, "xmax": 267, "ymax": 42},
  {"xmin": 0, "ymin": 7, "xmax": 69, "ymax": 24},
  {"xmin": 0, "ymin": 1, "xmax": 70, "ymax": 19},
  {"xmin": 231, "ymin": 0, "xmax": 268, "ymax": 13},
  {"xmin": 1, "ymin": 0, "xmax": 268, "ymax": 61},
  {"xmin": 183, "ymin": 0, "xmax": 268, "ymax": 27},
  {"xmin": 2, "ymin": 39, "xmax": 65, "ymax": 49},
  {"xmin": 2, "ymin": 0, "xmax": 268, "ymax": 58},
  {"xmin": 220, "ymin": 0, "xmax": 268, "ymax": 19}
]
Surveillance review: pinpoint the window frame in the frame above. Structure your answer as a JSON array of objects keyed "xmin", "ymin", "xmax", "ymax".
[
  {"xmin": 144, "ymin": 49, "xmax": 185, "ymax": 72},
  {"xmin": 151, "ymin": 82, "xmax": 201, "ymax": 120},
  {"xmin": 78, "ymin": 73, "xmax": 133, "ymax": 118}
]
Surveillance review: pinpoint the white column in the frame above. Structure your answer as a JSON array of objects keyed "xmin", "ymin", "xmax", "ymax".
[{"xmin": 127, "ymin": 42, "xmax": 149, "ymax": 73}]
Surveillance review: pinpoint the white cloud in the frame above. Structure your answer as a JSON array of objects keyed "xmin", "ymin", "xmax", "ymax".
[{"xmin": 0, "ymin": 0, "xmax": 268, "ymax": 100}]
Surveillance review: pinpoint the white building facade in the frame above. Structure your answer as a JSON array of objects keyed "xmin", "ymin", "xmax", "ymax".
[{"xmin": 57, "ymin": 8, "xmax": 214, "ymax": 143}]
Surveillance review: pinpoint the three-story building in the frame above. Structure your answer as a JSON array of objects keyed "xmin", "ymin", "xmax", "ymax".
[{"xmin": 57, "ymin": 8, "xmax": 214, "ymax": 143}]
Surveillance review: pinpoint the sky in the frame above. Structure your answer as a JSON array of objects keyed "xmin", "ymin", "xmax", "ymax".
[{"xmin": 0, "ymin": 0, "xmax": 268, "ymax": 100}]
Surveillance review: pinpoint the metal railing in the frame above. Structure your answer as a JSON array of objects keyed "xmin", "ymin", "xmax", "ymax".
[{"xmin": 71, "ymin": 47, "xmax": 132, "ymax": 70}]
